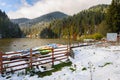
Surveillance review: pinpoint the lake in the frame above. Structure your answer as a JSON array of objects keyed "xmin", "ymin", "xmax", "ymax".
[{"xmin": 0, "ymin": 38, "xmax": 70, "ymax": 52}]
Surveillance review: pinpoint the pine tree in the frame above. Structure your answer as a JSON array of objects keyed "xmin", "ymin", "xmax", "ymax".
[
  {"xmin": 0, "ymin": 10, "xmax": 22, "ymax": 38},
  {"xmin": 106, "ymin": 0, "xmax": 120, "ymax": 33}
]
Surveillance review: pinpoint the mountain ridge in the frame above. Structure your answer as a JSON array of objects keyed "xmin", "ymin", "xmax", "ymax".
[{"xmin": 11, "ymin": 11, "xmax": 68, "ymax": 27}]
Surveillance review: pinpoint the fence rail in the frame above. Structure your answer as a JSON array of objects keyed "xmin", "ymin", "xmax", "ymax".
[{"xmin": 0, "ymin": 46, "xmax": 69, "ymax": 74}]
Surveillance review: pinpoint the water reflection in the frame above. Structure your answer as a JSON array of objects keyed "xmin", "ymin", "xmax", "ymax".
[
  {"xmin": 0, "ymin": 38, "xmax": 13, "ymax": 52},
  {"xmin": 0, "ymin": 38, "xmax": 68, "ymax": 52}
]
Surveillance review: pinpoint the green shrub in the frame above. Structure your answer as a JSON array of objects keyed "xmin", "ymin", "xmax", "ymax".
[
  {"xmin": 93, "ymin": 33, "xmax": 103, "ymax": 40},
  {"xmin": 80, "ymin": 33, "xmax": 103, "ymax": 40}
]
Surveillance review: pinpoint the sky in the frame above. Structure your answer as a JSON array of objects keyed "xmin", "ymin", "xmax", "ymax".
[{"xmin": 0, "ymin": 0, "xmax": 112, "ymax": 19}]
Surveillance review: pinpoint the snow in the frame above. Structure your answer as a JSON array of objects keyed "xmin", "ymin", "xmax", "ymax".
[{"xmin": 1, "ymin": 44, "xmax": 120, "ymax": 80}]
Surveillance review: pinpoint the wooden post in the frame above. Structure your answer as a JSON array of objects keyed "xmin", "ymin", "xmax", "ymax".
[
  {"xmin": 51, "ymin": 48, "xmax": 54, "ymax": 66},
  {"xmin": 29, "ymin": 49, "xmax": 32, "ymax": 69},
  {"xmin": 67, "ymin": 45, "xmax": 69, "ymax": 59},
  {"xmin": 0, "ymin": 52, "xmax": 3, "ymax": 74}
]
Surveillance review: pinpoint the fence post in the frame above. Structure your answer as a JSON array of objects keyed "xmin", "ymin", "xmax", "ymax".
[
  {"xmin": 29, "ymin": 49, "xmax": 33, "ymax": 69},
  {"xmin": 0, "ymin": 52, "xmax": 3, "ymax": 74},
  {"xmin": 51, "ymin": 48, "xmax": 54, "ymax": 66},
  {"xmin": 67, "ymin": 45, "xmax": 69, "ymax": 59}
]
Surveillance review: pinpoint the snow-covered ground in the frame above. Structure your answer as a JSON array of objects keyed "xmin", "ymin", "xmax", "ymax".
[{"xmin": 1, "ymin": 44, "xmax": 120, "ymax": 80}]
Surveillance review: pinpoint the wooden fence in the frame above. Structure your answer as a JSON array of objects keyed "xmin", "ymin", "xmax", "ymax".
[{"xmin": 0, "ymin": 46, "xmax": 69, "ymax": 74}]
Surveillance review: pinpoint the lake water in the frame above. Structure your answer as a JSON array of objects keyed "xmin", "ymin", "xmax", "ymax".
[{"xmin": 0, "ymin": 38, "xmax": 70, "ymax": 52}]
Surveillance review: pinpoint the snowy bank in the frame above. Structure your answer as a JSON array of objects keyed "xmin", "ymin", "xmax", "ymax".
[{"xmin": 1, "ymin": 45, "xmax": 120, "ymax": 80}]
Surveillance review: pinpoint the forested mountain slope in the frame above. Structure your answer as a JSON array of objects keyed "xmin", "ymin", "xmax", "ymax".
[{"xmin": 0, "ymin": 10, "xmax": 22, "ymax": 38}]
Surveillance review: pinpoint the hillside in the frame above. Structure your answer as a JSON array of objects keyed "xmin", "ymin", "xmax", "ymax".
[
  {"xmin": 88, "ymin": 4, "xmax": 108, "ymax": 12},
  {"xmin": 0, "ymin": 10, "xmax": 22, "ymax": 38},
  {"xmin": 11, "ymin": 11, "xmax": 68, "ymax": 28},
  {"xmin": 12, "ymin": 11, "xmax": 68, "ymax": 38},
  {"xmin": 30, "ymin": 11, "xmax": 68, "ymax": 24},
  {"xmin": 48, "ymin": 4, "xmax": 109, "ymax": 39},
  {"xmin": 11, "ymin": 18, "xmax": 30, "ymax": 24},
  {"xmin": 10, "ymin": 4, "xmax": 110, "ymax": 39}
]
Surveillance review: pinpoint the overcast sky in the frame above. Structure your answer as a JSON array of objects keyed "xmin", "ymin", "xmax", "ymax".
[{"xmin": 0, "ymin": 0, "xmax": 112, "ymax": 19}]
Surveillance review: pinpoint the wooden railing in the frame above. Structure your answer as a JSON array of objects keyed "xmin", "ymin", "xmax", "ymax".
[{"xmin": 0, "ymin": 46, "xmax": 69, "ymax": 74}]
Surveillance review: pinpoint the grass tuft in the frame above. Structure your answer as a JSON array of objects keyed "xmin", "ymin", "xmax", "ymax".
[
  {"xmin": 99, "ymin": 62, "xmax": 113, "ymax": 67},
  {"xmin": 82, "ymin": 67, "xmax": 87, "ymax": 71},
  {"xmin": 36, "ymin": 61, "xmax": 72, "ymax": 77}
]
